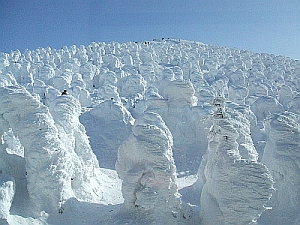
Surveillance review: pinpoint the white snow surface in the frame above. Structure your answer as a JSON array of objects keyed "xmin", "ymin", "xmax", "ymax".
[{"xmin": 0, "ymin": 39, "xmax": 300, "ymax": 224}]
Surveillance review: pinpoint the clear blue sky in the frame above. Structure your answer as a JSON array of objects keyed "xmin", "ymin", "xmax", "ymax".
[{"xmin": 1, "ymin": 0, "xmax": 299, "ymax": 59}]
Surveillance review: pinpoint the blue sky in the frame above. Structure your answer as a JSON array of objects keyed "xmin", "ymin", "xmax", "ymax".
[{"xmin": 1, "ymin": 0, "xmax": 299, "ymax": 59}]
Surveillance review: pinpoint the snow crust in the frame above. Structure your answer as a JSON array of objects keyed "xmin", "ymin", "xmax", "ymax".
[{"xmin": 0, "ymin": 38, "xmax": 300, "ymax": 224}]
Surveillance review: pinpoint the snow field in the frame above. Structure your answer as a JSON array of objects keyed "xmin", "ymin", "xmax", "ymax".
[{"xmin": 0, "ymin": 39, "xmax": 300, "ymax": 224}]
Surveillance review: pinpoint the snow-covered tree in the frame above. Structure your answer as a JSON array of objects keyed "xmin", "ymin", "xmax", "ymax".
[
  {"xmin": 261, "ymin": 112, "xmax": 300, "ymax": 224},
  {"xmin": 116, "ymin": 112, "xmax": 189, "ymax": 224},
  {"xmin": 199, "ymin": 96, "xmax": 274, "ymax": 225}
]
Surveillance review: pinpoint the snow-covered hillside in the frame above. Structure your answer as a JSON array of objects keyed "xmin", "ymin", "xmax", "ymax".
[{"xmin": 0, "ymin": 39, "xmax": 300, "ymax": 224}]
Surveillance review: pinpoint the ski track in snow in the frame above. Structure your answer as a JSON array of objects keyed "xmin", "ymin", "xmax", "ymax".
[{"xmin": 0, "ymin": 38, "xmax": 300, "ymax": 224}]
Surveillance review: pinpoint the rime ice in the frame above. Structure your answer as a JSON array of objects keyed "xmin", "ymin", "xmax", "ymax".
[{"xmin": 0, "ymin": 39, "xmax": 300, "ymax": 224}]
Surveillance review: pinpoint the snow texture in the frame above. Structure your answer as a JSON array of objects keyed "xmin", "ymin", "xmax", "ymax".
[
  {"xmin": 115, "ymin": 112, "xmax": 190, "ymax": 224},
  {"xmin": 260, "ymin": 112, "xmax": 300, "ymax": 224},
  {"xmin": 0, "ymin": 174, "xmax": 15, "ymax": 220},
  {"xmin": 0, "ymin": 38, "xmax": 300, "ymax": 224},
  {"xmin": 199, "ymin": 97, "xmax": 274, "ymax": 225},
  {"xmin": 0, "ymin": 85, "xmax": 110, "ymax": 216},
  {"xmin": 0, "ymin": 85, "xmax": 73, "ymax": 214}
]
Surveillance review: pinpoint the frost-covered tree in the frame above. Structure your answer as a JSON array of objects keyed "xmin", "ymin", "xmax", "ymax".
[
  {"xmin": 261, "ymin": 112, "xmax": 300, "ymax": 224},
  {"xmin": 0, "ymin": 85, "xmax": 73, "ymax": 214},
  {"xmin": 116, "ymin": 112, "xmax": 189, "ymax": 224},
  {"xmin": 0, "ymin": 85, "xmax": 105, "ymax": 216},
  {"xmin": 199, "ymin": 96, "xmax": 274, "ymax": 225}
]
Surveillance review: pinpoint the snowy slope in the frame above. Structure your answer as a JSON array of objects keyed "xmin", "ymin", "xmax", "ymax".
[{"xmin": 0, "ymin": 39, "xmax": 300, "ymax": 224}]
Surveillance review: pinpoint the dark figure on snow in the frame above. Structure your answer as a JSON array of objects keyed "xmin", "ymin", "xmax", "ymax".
[{"xmin": 61, "ymin": 90, "xmax": 67, "ymax": 95}]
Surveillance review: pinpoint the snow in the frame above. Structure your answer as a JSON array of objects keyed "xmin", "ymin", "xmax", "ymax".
[
  {"xmin": 199, "ymin": 97, "xmax": 274, "ymax": 224},
  {"xmin": 260, "ymin": 112, "xmax": 300, "ymax": 225},
  {"xmin": 0, "ymin": 38, "xmax": 300, "ymax": 224},
  {"xmin": 0, "ymin": 174, "xmax": 15, "ymax": 220},
  {"xmin": 115, "ymin": 112, "xmax": 187, "ymax": 224}
]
